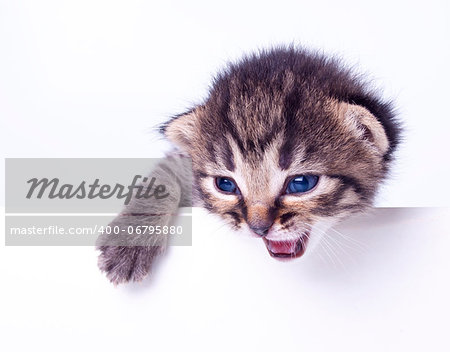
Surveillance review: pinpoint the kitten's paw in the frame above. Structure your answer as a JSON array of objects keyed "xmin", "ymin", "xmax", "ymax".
[{"xmin": 97, "ymin": 245, "xmax": 163, "ymax": 285}]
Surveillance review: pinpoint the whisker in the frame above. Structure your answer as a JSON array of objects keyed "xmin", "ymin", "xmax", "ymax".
[
  {"xmin": 314, "ymin": 224, "xmax": 364, "ymax": 256},
  {"xmin": 210, "ymin": 219, "xmax": 234, "ymax": 236},
  {"xmin": 326, "ymin": 226, "xmax": 368, "ymax": 252},
  {"xmin": 321, "ymin": 234, "xmax": 346, "ymax": 269},
  {"xmin": 309, "ymin": 221, "xmax": 368, "ymax": 254},
  {"xmin": 317, "ymin": 234, "xmax": 338, "ymax": 268},
  {"xmin": 303, "ymin": 222, "xmax": 352, "ymax": 269}
]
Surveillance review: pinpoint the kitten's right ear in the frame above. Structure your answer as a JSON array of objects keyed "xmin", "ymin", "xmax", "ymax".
[
  {"xmin": 338, "ymin": 102, "xmax": 390, "ymax": 156},
  {"xmin": 160, "ymin": 107, "xmax": 201, "ymax": 152}
]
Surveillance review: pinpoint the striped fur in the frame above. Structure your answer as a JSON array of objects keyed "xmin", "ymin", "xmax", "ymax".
[
  {"xmin": 98, "ymin": 46, "xmax": 401, "ymax": 284},
  {"xmin": 164, "ymin": 47, "xmax": 400, "ymax": 251}
]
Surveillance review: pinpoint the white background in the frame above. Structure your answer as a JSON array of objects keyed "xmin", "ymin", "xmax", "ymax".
[{"xmin": 0, "ymin": 1, "xmax": 449, "ymax": 351}]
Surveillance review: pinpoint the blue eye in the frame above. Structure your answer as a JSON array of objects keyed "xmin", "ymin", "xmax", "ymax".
[
  {"xmin": 286, "ymin": 175, "xmax": 319, "ymax": 194},
  {"xmin": 215, "ymin": 177, "xmax": 239, "ymax": 194}
]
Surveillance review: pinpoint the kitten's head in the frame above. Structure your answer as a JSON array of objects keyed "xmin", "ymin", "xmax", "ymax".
[{"xmin": 162, "ymin": 47, "xmax": 400, "ymax": 259}]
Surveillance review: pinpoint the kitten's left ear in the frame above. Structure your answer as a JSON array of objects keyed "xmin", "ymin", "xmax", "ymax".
[
  {"xmin": 339, "ymin": 102, "xmax": 390, "ymax": 155},
  {"xmin": 160, "ymin": 107, "xmax": 202, "ymax": 152}
]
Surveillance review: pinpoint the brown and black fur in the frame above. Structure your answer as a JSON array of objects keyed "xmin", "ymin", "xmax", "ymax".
[{"xmin": 98, "ymin": 46, "xmax": 401, "ymax": 284}]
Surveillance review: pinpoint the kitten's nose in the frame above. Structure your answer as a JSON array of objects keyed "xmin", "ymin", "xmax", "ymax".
[
  {"xmin": 249, "ymin": 223, "xmax": 272, "ymax": 237},
  {"xmin": 247, "ymin": 203, "xmax": 274, "ymax": 237}
]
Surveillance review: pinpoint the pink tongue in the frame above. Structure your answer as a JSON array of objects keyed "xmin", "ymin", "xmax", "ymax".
[{"xmin": 266, "ymin": 239, "xmax": 298, "ymax": 254}]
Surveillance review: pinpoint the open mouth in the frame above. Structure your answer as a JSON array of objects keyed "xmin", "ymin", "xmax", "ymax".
[{"xmin": 263, "ymin": 232, "xmax": 309, "ymax": 259}]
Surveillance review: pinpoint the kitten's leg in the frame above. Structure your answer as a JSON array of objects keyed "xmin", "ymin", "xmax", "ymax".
[{"xmin": 96, "ymin": 154, "xmax": 192, "ymax": 285}]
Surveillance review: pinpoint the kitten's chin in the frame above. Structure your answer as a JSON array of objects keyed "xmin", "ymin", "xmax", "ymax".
[{"xmin": 263, "ymin": 232, "xmax": 309, "ymax": 261}]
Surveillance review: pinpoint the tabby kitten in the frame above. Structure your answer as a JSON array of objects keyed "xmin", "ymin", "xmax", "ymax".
[{"xmin": 97, "ymin": 46, "xmax": 400, "ymax": 285}]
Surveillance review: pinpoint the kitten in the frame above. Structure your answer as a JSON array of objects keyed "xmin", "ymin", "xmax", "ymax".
[{"xmin": 97, "ymin": 46, "xmax": 401, "ymax": 284}]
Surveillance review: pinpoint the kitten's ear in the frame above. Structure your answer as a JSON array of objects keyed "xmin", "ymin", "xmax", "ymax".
[
  {"xmin": 161, "ymin": 107, "xmax": 201, "ymax": 151},
  {"xmin": 339, "ymin": 102, "xmax": 390, "ymax": 155}
]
